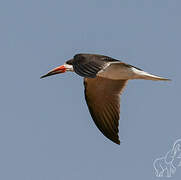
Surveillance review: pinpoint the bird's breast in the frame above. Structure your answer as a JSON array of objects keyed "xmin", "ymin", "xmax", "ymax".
[{"xmin": 97, "ymin": 63, "xmax": 137, "ymax": 80}]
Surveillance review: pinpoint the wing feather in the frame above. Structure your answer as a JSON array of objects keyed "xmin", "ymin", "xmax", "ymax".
[
  {"xmin": 84, "ymin": 77, "xmax": 127, "ymax": 144},
  {"xmin": 72, "ymin": 54, "xmax": 120, "ymax": 78}
]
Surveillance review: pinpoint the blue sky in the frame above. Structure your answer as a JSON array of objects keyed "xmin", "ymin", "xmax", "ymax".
[{"xmin": 0, "ymin": 0, "xmax": 181, "ymax": 179}]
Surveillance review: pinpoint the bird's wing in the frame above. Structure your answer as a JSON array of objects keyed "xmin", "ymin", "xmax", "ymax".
[
  {"xmin": 84, "ymin": 77, "xmax": 128, "ymax": 144},
  {"xmin": 72, "ymin": 54, "xmax": 120, "ymax": 78}
]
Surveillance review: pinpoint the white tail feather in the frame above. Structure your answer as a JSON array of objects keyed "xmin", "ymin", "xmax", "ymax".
[{"xmin": 132, "ymin": 67, "xmax": 171, "ymax": 81}]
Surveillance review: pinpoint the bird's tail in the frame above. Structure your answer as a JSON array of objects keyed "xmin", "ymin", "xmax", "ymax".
[
  {"xmin": 140, "ymin": 72, "xmax": 171, "ymax": 81},
  {"xmin": 132, "ymin": 67, "xmax": 171, "ymax": 81}
]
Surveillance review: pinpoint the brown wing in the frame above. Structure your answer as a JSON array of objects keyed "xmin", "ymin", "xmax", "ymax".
[{"xmin": 84, "ymin": 77, "xmax": 128, "ymax": 144}]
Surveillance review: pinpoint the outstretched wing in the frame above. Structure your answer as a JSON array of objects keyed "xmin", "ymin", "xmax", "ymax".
[
  {"xmin": 72, "ymin": 54, "xmax": 120, "ymax": 78},
  {"xmin": 84, "ymin": 76, "xmax": 127, "ymax": 144}
]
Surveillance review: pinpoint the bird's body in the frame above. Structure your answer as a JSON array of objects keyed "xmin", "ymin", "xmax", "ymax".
[{"xmin": 41, "ymin": 54, "xmax": 170, "ymax": 144}]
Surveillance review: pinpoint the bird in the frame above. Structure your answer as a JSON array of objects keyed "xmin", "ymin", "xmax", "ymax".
[{"xmin": 41, "ymin": 53, "xmax": 170, "ymax": 145}]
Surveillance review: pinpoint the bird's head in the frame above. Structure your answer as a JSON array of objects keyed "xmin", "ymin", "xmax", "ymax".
[{"xmin": 40, "ymin": 61, "xmax": 73, "ymax": 79}]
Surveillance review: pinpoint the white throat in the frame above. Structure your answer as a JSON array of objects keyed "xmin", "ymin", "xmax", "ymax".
[{"xmin": 64, "ymin": 64, "xmax": 74, "ymax": 72}]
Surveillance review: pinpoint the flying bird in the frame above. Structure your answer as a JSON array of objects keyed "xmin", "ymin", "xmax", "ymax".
[{"xmin": 41, "ymin": 54, "xmax": 170, "ymax": 144}]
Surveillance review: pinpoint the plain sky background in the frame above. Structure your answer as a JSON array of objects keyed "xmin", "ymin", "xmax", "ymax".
[{"xmin": 0, "ymin": 0, "xmax": 181, "ymax": 179}]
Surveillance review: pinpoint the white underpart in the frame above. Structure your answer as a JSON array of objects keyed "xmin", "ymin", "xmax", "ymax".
[
  {"xmin": 64, "ymin": 64, "xmax": 74, "ymax": 72},
  {"xmin": 97, "ymin": 62, "xmax": 169, "ymax": 81}
]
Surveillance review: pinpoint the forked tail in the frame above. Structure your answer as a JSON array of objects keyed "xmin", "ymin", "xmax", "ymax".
[
  {"xmin": 132, "ymin": 67, "xmax": 171, "ymax": 81},
  {"xmin": 140, "ymin": 72, "xmax": 171, "ymax": 81}
]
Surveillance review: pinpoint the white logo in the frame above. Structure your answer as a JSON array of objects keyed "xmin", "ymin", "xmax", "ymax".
[{"xmin": 153, "ymin": 139, "xmax": 181, "ymax": 177}]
